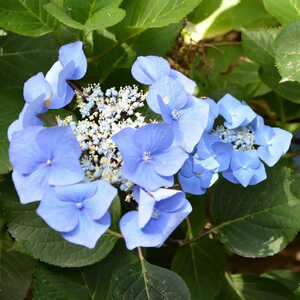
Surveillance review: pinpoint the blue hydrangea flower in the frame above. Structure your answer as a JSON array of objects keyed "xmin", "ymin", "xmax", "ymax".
[
  {"xmin": 253, "ymin": 116, "xmax": 292, "ymax": 167},
  {"xmin": 112, "ymin": 123, "xmax": 188, "ymax": 191},
  {"xmin": 37, "ymin": 180, "xmax": 117, "ymax": 248},
  {"xmin": 178, "ymin": 156, "xmax": 219, "ymax": 195},
  {"xmin": 120, "ymin": 187, "xmax": 192, "ymax": 249},
  {"xmin": 131, "ymin": 55, "xmax": 196, "ymax": 95},
  {"xmin": 195, "ymin": 132, "xmax": 232, "ymax": 172},
  {"xmin": 9, "ymin": 126, "xmax": 84, "ymax": 203},
  {"xmin": 45, "ymin": 41, "xmax": 87, "ymax": 109},
  {"xmin": 222, "ymin": 150, "xmax": 266, "ymax": 187},
  {"xmin": 218, "ymin": 94, "xmax": 256, "ymax": 129},
  {"xmin": 8, "ymin": 72, "xmax": 51, "ymax": 141},
  {"xmin": 146, "ymin": 76, "xmax": 209, "ymax": 152},
  {"xmin": 204, "ymin": 97, "xmax": 219, "ymax": 132}
]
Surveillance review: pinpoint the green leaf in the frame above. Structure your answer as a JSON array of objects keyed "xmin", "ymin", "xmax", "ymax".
[
  {"xmin": 110, "ymin": 260, "xmax": 191, "ymax": 300},
  {"xmin": 218, "ymin": 273, "xmax": 297, "ymax": 300},
  {"xmin": 91, "ymin": 22, "xmax": 182, "ymax": 85},
  {"xmin": 44, "ymin": 1, "xmax": 125, "ymax": 32},
  {"xmin": 172, "ymin": 238, "xmax": 226, "ymax": 300},
  {"xmin": 33, "ymin": 243, "xmax": 138, "ymax": 300},
  {"xmin": 44, "ymin": 3, "xmax": 85, "ymax": 30},
  {"xmin": 1, "ymin": 178, "xmax": 121, "ymax": 267},
  {"xmin": 111, "ymin": 0, "xmax": 202, "ymax": 41},
  {"xmin": 0, "ymin": 0, "xmax": 56, "ymax": 37},
  {"xmin": 211, "ymin": 166, "xmax": 300, "ymax": 257},
  {"xmin": 274, "ymin": 19, "xmax": 300, "ymax": 83},
  {"xmin": 259, "ymin": 64, "xmax": 300, "ymax": 104},
  {"xmin": 242, "ymin": 28, "xmax": 279, "ymax": 66},
  {"xmin": 184, "ymin": 0, "xmax": 277, "ymax": 41},
  {"xmin": 263, "ymin": 0, "xmax": 300, "ymax": 25},
  {"xmin": 263, "ymin": 270, "xmax": 300, "ymax": 295},
  {"xmin": 0, "ymin": 34, "xmax": 58, "ymax": 174},
  {"xmin": 0, "ymin": 248, "xmax": 36, "ymax": 300}
]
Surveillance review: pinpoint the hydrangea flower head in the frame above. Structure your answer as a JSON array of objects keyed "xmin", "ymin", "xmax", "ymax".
[
  {"xmin": 9, "ymin": 126, "xmax": 84, "ymax": 203},
  {"xmin": 112, "ymin": 123, "xmax": 189, "ymax": 191},
  {"xmin": 37, "ymin": 180, "xmax": 117, "ymax": 248},
  {"xmin": 120, "ymin": 187, "xmax": 192, "ymax": 249},
  {"xmin": 179, "ymin": 156, "xmax": 219, "ymax": 195}
]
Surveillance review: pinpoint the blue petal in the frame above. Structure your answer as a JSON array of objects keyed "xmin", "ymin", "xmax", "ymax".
[
  {"xmin": 249, "ymin": 162, "xmax": 266, "ymax": 185},
  {"xmin": 122, "ymin": 161, "xmax": 173, "ymax": 192},
  {"xmin": 232, "ymin": 167, "xmax": 255, "ymax": 187},
  {"xmin": 146, "ymin": 76, "xmax": 188, "ymax": 114},
  {"xmin": 178, "ymin": 173, "xmax": 206, "ymax": 195},
  {"xmin": 59, "ymin": 41, "xmax": 87, "ymax": 80},
  {"xmin": 23, "ymin": 72, "xmax": 52, "ymax": 104},
  {"xmin": 37, "ymin": 187, "xmax": 79, "ymax": 232},
  {"xmin": 62, "ymin": 211, "xmax": 110, "ymax": 249},
  {"xmin": 196, "ymin": 132, "xmax": 220, "ymax": 159},
  {"xmin": 137, "ymin": 188, "xmax": 156, "ymax": 228},
  {"xmin": 170, "ymin": 70, "xmax": 196, "ymax": 94},
  {"xmin": 112, "ymin": 127, "xmax": 141, "ymax": 162},
  {"xmin": 202, "ymin": 97, "xmax": 219, "ymax": 132},
  {"xmin": 212, "ymin": 142, "xmax": 233, "ymax": 172},
  {"xmin": 22, "ymin": 97, "xmax": 48, "ymax": 128},
  {"xmin": 154, "ymin": 189, "xmax": 187, "ymax": 213},
  {"xmin": 131, "ymin": 56, "xmax": 171, "ymax": 85},
  {"xmin": 218, "ymin": 94, "xmax": 256, "ymax": 129},
  {"xmin": 45, "ymin": 61, "xmax": 71, "ymax": 109},
  {"xmin": 54, "ymin": 181, "xmax": 98, "ymax": 202},
  {"xmin": 222, "ymin": 170, "xmax": 239, "ymax": 184},
  {"xmin": 230, "ymin": 150, "xmax": 260, "ymax": 170},
  {"xmin": 255, "ymin": 125, "xmax": 275, "ymax": 146},
  {"xmin": 152, "ymin": 145, "xmax": 188, "ymax": 176},
  {"xmin": 12, "ymin": 168, "xmax": 49, "ymax": 204},
  {"xmin": 173, "ymin": 99, "xmax": 209, "ymax": 153},
  {"xmin": 9, "ymin": 126, "xmax": 46, "ymax": 174},
  {"xmin": 84, "ymin": 180, "xmax": 117, "ymax": 220},
  {"xmin": 37, "ymin": 126, "xmax": 84, "ymax": 185},
  {"xmin": 179, "ymin": 156, "xmax": 194, "ymax": 178},
  {"xmin": 7, "ymin": 105, "xmax": 27, "ymax": 142},
  {"xmin": 257, "ymin": 127, "xmax": 292, "ymax": 167},
  {"xmin": 120, "ymin": 201, "xmax": 192, "ymax": 250},
  {"xmin": 134, "ymin": 123, "xmax": 174, "ymax": 154}
]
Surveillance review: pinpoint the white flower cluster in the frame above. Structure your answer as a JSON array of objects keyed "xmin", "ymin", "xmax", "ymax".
[{"xmin": 58, "ymin": 84, "xmax": 146, "ymax": 189}]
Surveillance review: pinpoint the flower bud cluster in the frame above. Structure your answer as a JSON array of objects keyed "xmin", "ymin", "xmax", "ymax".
[{"xmin": 59, "ymin": 84, "xmax": 147, "ymax": 188}]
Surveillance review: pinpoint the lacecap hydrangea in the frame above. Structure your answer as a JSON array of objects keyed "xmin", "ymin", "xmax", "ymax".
[{"xmin": 8, "ymin": 43, "xmax": 292, "ymax": 250}]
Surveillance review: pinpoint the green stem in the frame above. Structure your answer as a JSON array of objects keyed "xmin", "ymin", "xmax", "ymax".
[
  {"xmin": 106, "ymin": 229, "xmax": 123, "ymax": 238},
  {"xmin": 138, "ymin": 247, "xmax": 150, "ymax": 299}
]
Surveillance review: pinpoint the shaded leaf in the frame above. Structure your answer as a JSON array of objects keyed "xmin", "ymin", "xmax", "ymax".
[
  {"xmin": 110, "ymin": 260, "xmax": 191, "ymax": 300},
  {"xmin": 172, "ymin": 238, "xmax": 226, "ymax": 300},
  {"xmin": 211, "ymin": 166, "xmax": 300, "ymax": 257},
  {"xmin": 33, "ymin": 243, "xmax": 137, "ymax": 300}
]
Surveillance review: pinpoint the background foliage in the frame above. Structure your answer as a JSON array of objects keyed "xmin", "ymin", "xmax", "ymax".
[{"xmin": 0, "ymin": 0, "xmax": 300, "ymax": 299}]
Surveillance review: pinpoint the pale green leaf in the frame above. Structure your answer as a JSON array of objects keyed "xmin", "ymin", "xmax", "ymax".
[
  {"xmin": 274, "ymin": 19, "xmax": 300, "ymax": 83},
  {"xmin": 263, "ymin": 0, "xmax": 300, "ymax": 25}
]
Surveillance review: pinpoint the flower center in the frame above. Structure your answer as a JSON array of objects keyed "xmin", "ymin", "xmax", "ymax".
[
  {"xmin": 143, "ymin": 151, "xmax": 152, "ymax": 161},
  {"xmin": 212, "ymin": 125, "xmax": 255, "ymax": 151},
  {"xmin": 46, "ymin": 159, "xmax": 52, "ymax": 165},
  {"xmin": 151, "ymin": 208, "xmax": 160, "ymax": 219},
  {"xmin": 75, "ymin": 202, "xmax": 84, "ymax": 209},
  {"xmin": 171, "ymin": 109, "xmax": 180, "ymax": 120}
]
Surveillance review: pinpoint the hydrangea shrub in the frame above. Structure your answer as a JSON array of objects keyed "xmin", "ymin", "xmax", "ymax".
[{"xmin": 0, "ymin": 1, "xmax": 300, "ymax": 299}]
